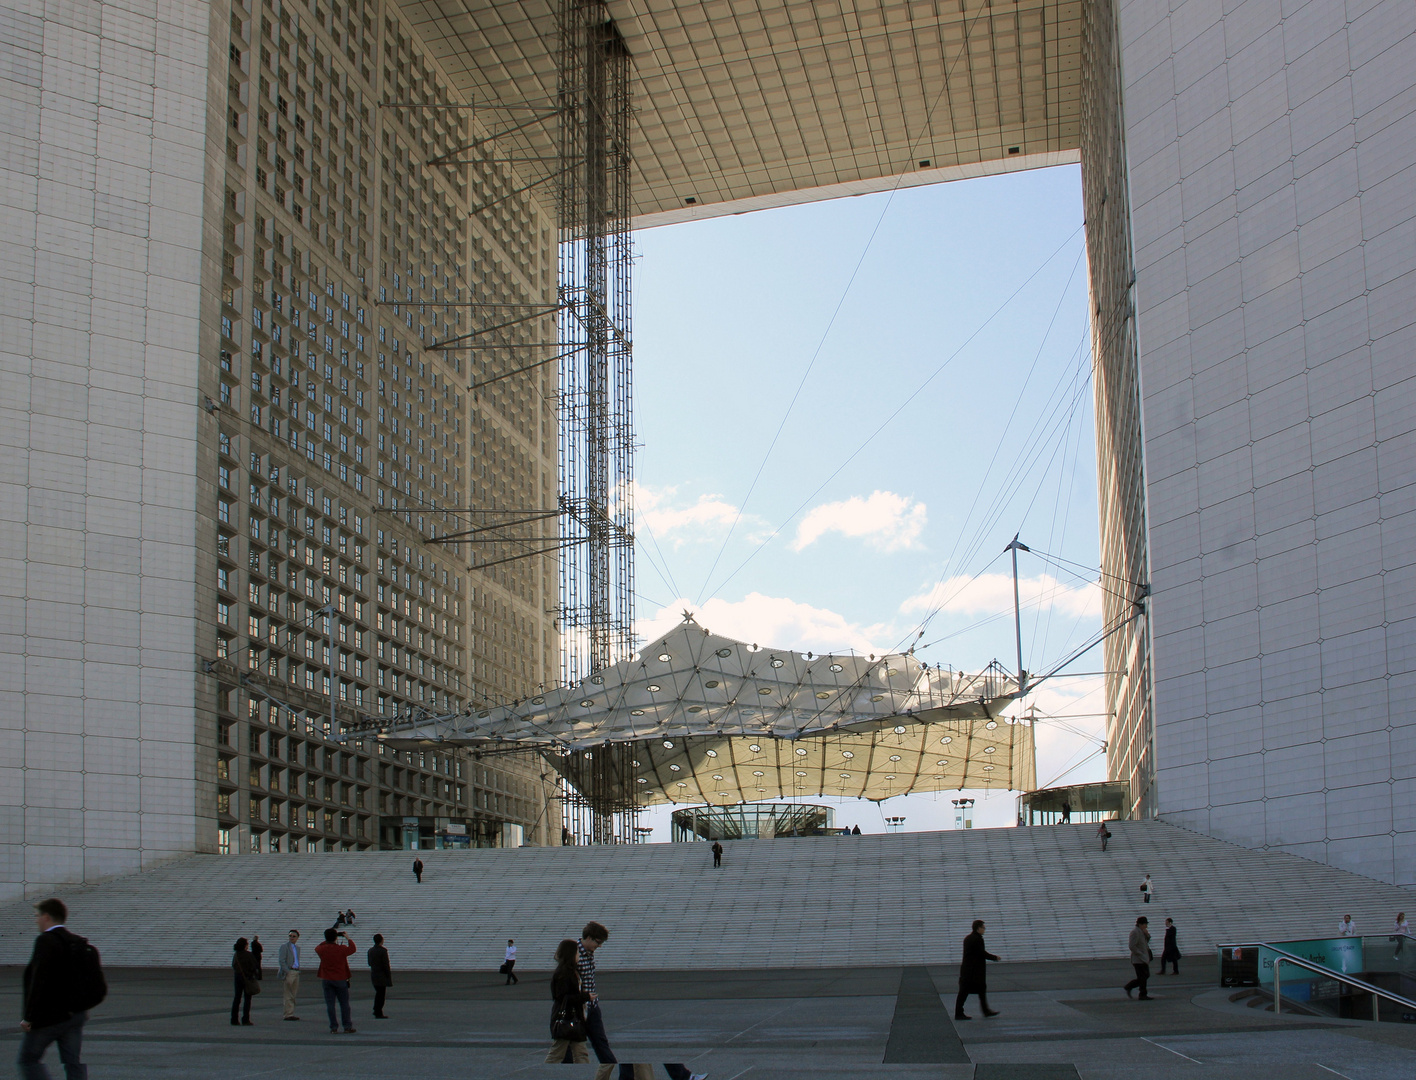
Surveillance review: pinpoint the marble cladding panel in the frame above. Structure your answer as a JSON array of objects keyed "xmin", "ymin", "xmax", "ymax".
[
  {"xmin": 1120, "ymin": 0, "xmax": 1416, "ymax": 884},
  {"xmin": 0, "ymin": 0, "xmax": 213, "ymax": 901}
]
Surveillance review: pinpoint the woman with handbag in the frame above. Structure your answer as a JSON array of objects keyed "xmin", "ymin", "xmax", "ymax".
[
  {"xmin": 231, "ymin": 937, "xmax": 260, "ymax": 1026},
  {"xmin": 544, "ymin": 938, "xmax": 589, "ymax": 1063}
]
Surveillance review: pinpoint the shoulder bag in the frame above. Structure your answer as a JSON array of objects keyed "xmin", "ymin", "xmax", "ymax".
[{"xmin": 549, "ymin": 996, "xmax": 585, "ymax": 1041}]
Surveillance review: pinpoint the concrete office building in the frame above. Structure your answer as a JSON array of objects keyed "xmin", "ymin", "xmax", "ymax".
[
  {"xmin": 3, "ymin": 0, "xmax": 1414, "ymax": 897},
  {"xmin": 1, "ymin": 0, "xmax": 558, "ymax": 900}
]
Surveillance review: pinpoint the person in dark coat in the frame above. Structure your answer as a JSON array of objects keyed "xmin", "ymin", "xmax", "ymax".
[
  {"xmin": 954, "ymin": 919, "xmax": 1001, "ymax": 1019},
  {"xmin": 250, "ymin": 935, "xmax": 264, "ymax": 980},
  {"xmin": 367, "ymin": 934, "xmax": 393, "ymax": 1018},
  {"xmin": 546, "ymin": 938, "xmax": 590, "ymax": 1063},
  {"xmin": 20, "ymin": 898, "xmax": 92, "ymax": 1080},
  {"xmin": 1159, "ymin": 918, "xmax": 1181, "ymax": 975},
  {"xmin": 231, "ymin": 938, "xmax": 259, "ymax": 1025},
  {"xmin": 711, "ymin": 841, "xmax": 723, "ymax": 868},
  {"xmin": 412, "ymin": 858, "xmax": 424, "ymax": 883}
]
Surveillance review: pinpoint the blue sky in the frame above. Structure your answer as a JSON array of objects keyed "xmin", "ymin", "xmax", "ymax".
[{"xmin": 627, "ymin": 164, "xmax": 1107, "ymax": 835}]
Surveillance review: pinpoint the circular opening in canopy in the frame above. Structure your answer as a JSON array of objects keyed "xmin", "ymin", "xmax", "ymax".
[
  {"xmin": 658, "ymin": 653, "xmax": 672, "ymax": 662},
  {"xmin": 829, "ymin": 663, "xmax": 843, "ymax": 673}
]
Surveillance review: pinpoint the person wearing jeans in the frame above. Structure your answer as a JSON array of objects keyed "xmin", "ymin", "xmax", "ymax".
[
  {"xmin": 19, "ymin": 898, "xmax": 91, "ymax": 1080},
  {"xmin": 314, "ymin": 927, "xmax": 357, "ymax": 1033}
]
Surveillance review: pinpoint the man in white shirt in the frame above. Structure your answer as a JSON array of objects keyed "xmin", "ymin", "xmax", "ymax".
[
  {"xmin": 1140, "ymin": 874, "xmax": 1153, "ymax": 904},
  {"xmin": 503, "ymin": 939, "xmax": 518, "ymax": 985},
  {"xmin": 277, "ymin": 930, "xmax": 302, "ymax": 1020},
  {"xmin": 1339, "ymin": 914, "xmax": 1358, "ymax": 937}
]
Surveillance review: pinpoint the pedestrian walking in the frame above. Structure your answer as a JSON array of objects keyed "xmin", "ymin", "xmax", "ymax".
[
  {"xmin": 711, "ymin": 841, "xmax": 723, "ymax": 868},
  {"xmin": 1159, "ymin": 918, "xmax": 1181, "ymax": 975},
  {"xmin": 315, "ymin": 927, "xmax": 358, "ymax": 1033},
  {"xmin": 1391, "ymin": 912, "xmax": 1410, "ymax": 960},
  {"xmin": 1097, "ymin": 821, "xmax": 1111, "ymax": 851},
  {"xmin": 1061, "ymin": 801, "xmax": 1072, "ymax": 823},
  {"xmin": 231, "ymin": 938, "xmax": 259, "ymax": 1026},
  {"xmin": 504, "ymin": 939, "xmax": 519, "ymax": 985},
  {"xmin": 250, "ymin": 934, "xmax": 264, "ymax": 980},
  {"xmin": 953, "ymin": 919, "xmax": 1001, "ymax": 1019},
  {"xmin": 367, "ymin": 934, "xmax": 392, "ymax": 1019},
  {"xmin": 1139, "ymin": 874, "xmax": 1153, "ymax": 904},
  {"xmin": 277, "ymin": 929, "xmax": 302, "ymax": 1021},
  {"xmin": 1339, "ymin": 913, "xmax": 1358, "ymax": 936},
  {"xmin": 19, "ymin": 897, "xmax": 105, "ymax": 1080},
  {"xmin": 546, "ymin": 938, "xmax": 590, "ymax": 1064},
  {"xmin": 412, "ymin": 857, "xmax": 424, "ymax": 883},
  {"xmin": 575, "ymin": 921, "xmax": 706, "ymax": 1080},
  {"xmin": 1123, "ymin": 916, "xmax": 1153, "ymax": 1000}
]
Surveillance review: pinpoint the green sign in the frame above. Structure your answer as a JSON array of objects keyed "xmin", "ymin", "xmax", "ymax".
[{"xmin": 1257, "ymin": 937, "xmax": 1364, "ymax": 986}]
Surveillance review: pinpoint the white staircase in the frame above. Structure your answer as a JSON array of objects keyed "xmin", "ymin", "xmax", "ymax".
[{"xmin": 2, "ymin": 820, "xmax": 1409, "ymax": 971}]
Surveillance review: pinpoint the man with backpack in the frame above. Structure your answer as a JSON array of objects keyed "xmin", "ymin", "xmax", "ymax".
[{"xmin": 19, "ymin": 896, "xmax": 105, "ymax": 1080}]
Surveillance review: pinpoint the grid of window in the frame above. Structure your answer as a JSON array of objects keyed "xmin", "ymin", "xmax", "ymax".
[
  {"xmin": 1081, "ymin": 0, "xmax": 1153, "ymax": 819},
  {"xmin": 210, "ymin": 0, "xmax": 558, "ymax": 854}
]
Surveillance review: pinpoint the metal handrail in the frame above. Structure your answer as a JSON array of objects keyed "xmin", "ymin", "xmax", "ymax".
[{"xmin": 1217, "ymin": 941, "xmax": 1416, "ymax": 1021}]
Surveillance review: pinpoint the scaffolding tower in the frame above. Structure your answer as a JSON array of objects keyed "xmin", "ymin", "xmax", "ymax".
[{"xmin": 555, "ymin": 0, "xmax": 640, "ymax": 842}]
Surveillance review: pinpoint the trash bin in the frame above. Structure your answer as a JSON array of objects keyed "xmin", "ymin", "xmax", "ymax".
[{"xmin": 1220, "ymin": 946, "xmax": 1259, "ymax": 987}]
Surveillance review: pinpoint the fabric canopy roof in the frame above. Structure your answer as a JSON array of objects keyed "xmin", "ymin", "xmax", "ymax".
[{"xmin": 370, "ymin": 616, "xmax": 1034, "ymax": 805}]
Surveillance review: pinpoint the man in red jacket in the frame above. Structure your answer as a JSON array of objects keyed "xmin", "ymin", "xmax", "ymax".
[{"xmin": 315, "ymin": 927, "xmax": 358, "ymax": 1033}]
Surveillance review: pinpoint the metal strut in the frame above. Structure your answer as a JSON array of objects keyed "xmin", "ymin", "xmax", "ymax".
[{"xmin": 556, "ymin": 0, "xmax": 639, "ymax": 842}]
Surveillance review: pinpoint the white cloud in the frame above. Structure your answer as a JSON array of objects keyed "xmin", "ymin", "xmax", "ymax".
[
  {"xmin": 899, "ymin": 572, "xmax": 1102, "ymax": 621},
  {"xmin": 634, "ymin": 482, "xmax": 743, "ymax": 547},
  {"xmin": 791, "ymin": 490, "xmax": 927, "ymax": 552},
  {"xmin": 637, "ymin": 592, "xmax": 891, "ymax": 657}
]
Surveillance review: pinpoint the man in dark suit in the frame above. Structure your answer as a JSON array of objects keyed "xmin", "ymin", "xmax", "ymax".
[
  {"xmin": 19, "ymin": 897, "xmax": 90, "ymax": 1080},
  {"xmin": 954, "ymin": 918, "xmax": 1001, "ymax": 1020},
  {"xmin": 367, "ymin": 934, "xmax": 393, "ymax": 1019},
  {"xmin": 412, "ymin": 857, "xmax": 424, "ymax": 883}
]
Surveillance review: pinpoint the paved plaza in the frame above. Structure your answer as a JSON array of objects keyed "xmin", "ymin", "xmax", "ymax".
[{"xmin": 4, "ymin": 959, "xmax": 1414, "ymax": 1080}]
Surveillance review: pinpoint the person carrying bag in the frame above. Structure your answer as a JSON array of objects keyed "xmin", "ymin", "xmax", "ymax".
[{"xmin": 545, "ymin": 938, "xmax": 589, "ymax": 1064}]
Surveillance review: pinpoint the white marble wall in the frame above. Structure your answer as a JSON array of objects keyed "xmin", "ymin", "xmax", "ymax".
[
  {"xmin": 0, "ymin": 0, "xmax": 215, "ymax": 901},
  {"xmin": 1118, "ymin": 0, "xmax": 1416, "ymax": 885}
]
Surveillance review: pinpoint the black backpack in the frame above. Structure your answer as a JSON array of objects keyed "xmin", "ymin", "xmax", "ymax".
[{"xmin": 65, "ymin": 934, "xmax": 107, "ymax": 1013}]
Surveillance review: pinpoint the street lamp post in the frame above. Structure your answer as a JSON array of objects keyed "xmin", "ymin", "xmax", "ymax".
[{"xmin": 884, "ymin": 815, "xmax": 907, "ymax": 833}]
